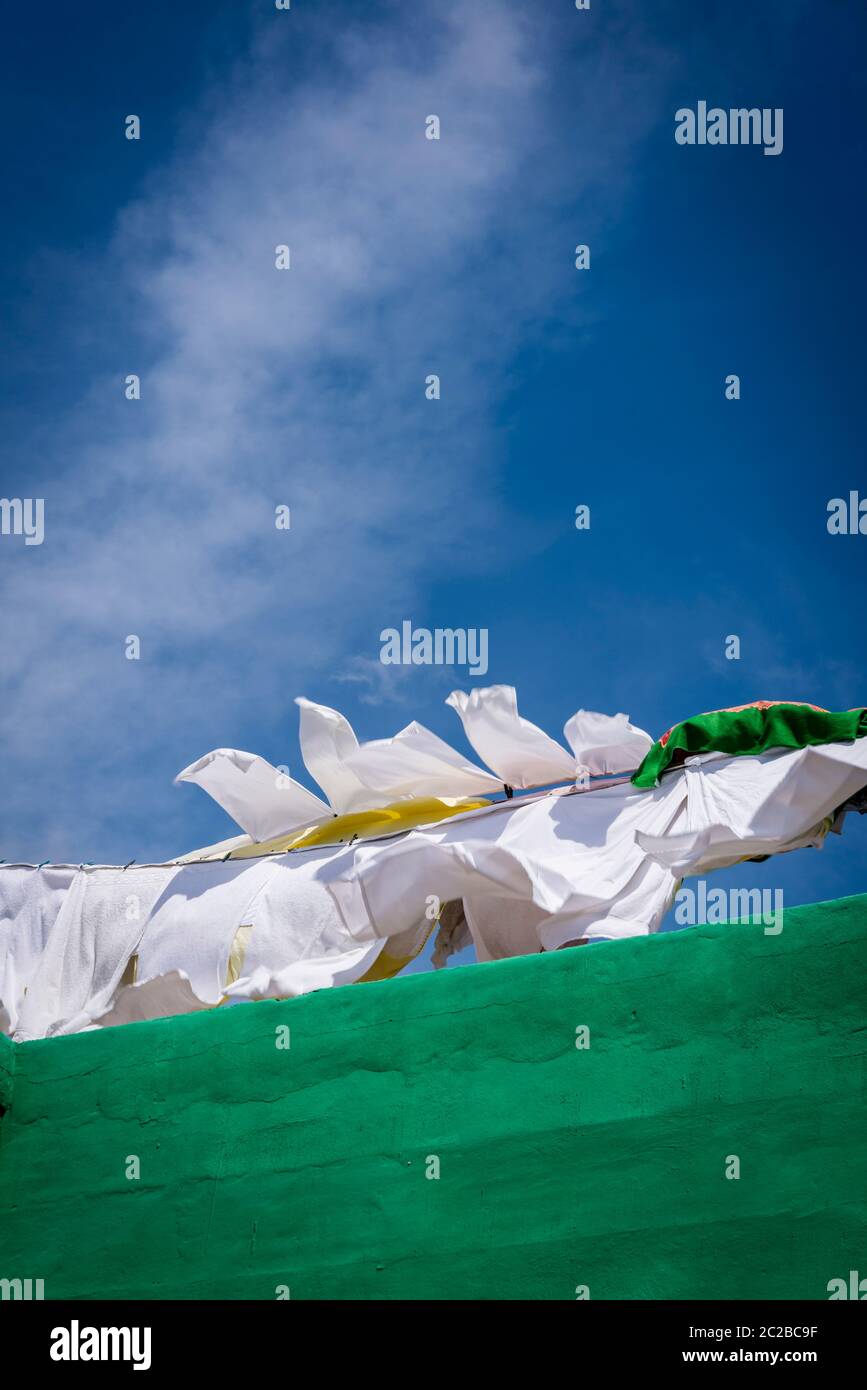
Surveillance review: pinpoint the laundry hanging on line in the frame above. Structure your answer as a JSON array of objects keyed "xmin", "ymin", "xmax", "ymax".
[{"xmin": 3, "ymin": 725, "xmax": 866, "ymax": 1041}]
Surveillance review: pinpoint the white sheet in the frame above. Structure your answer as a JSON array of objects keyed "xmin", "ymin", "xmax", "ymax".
[
  {"xmin": 637, "ymin": 741, "xmax": 867, "ymax": 873},
  {"xmin": 175, "ymin": 689, "xmax": 652, "ymax": 840},
  {"xmin": 446, "ymin": 684, "xmax": 653, "ymax": 783},
  {"xmin": 0, "ymin": 865, "xmax": 77, "ymax": 1035},
  {"xmin": 446, "ymin": 686, "xmax": 575, "ymax": 788},
  {"xmin": 342, "ymin": 778, "xmax": 686, "ymax": 950},
  {"xmin": 563, "ymin": 709, "xmax": 654, "ymax": 776},
  {"xmin": 175, "ymin": 747, "xmax": 331, "ymax": 842},
  {"xmin": 296, "ymin": 697, "xmax": 502, "ymax": 811},
  {"xmin": 12, "ymin": 866, "xmax": 177, "ymax": 1040},
  {"xmin": 100, "ymin": 850, "xmax": 385, "ymax": 1028}
]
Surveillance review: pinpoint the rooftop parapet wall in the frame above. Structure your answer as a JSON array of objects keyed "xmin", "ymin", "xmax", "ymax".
[
  {"xmin": 0, "ymin": 894, "xmax": 865, "ymax": 1301},
  {"xmin": 0, "ymin": 1030, "xmax": 13, "ymax": 1119}
]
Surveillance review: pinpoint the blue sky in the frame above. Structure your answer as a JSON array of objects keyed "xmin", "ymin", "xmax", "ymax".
[{"xmin": 1, "ymin": 0, "xmax": 864, "ymax": 933}]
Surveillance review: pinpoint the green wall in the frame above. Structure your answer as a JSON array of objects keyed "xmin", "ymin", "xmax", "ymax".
[{"xmin": 1, "ymin": 894, "xmax": 865, "ymax": 1300}]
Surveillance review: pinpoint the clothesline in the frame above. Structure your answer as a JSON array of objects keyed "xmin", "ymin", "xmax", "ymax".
[
  {"xmin": 0, "ymin": 770, "xmax": 642, "ymax": 871},
  {"xmin": 3, "ymin": 735, "xmax": 867, "ymax": 1040},
  {"xmin": 4, "ymin": 737, "xmax": 866, "ymax": 1041}
]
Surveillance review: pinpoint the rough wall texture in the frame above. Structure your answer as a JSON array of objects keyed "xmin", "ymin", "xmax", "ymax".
[{"xmin": 0, "ymin": 894, "xmax": 865, "ymax": 1301}]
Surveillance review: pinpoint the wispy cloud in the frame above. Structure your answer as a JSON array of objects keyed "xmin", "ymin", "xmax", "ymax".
[{"xmin": 0, "ymin": 2, "xmax": 671, "ymax": 860}]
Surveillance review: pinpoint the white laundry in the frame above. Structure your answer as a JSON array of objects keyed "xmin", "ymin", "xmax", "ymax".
[
  {"xmin": 343, "ymin": 778, "xmax": 687, "ymax": 952},
  {"xmin": 98, "ymin": 848, "xmax": 386, "ymax": 1029},
  {"xmin": 118, "ymin": 858, "xmax": 285, "ymax": 1007},
  {"xmin": 0, "ymin": 864, "xmax": 77, "ymax": 1036},
  {"xmin": 637, "ymin": 741, "xmax": 867, "ymax": 874},
  {"xmin": 463, "ymin": 853, "xmax": 684, "ymax": 959},
  {"xmin": 340, "ymin": 738, "xmax": 867, "ymax": 953},
  {"xmin": 174, "ymin": 747, "xmax": 331, "ymax": 842},
  {"xmin": 446, "ymin": 684, "xmax": 653, "ymax": 785},
  {"xmin": 97, "ymin": 971, "xmax": 217, "ymax": 1029},
  {"xmin": 174, "ymin": 690, "xmax": 651, "ymax": 845},
  {"xmin": 446, "ymin": 686, "xmax": 576, "ymax": 788},
  {"xmin": 11, "ymin": 866, "xmax": 177, "ymax": 1041},
  {"xmin": 217, "ymin": 849, "xmax": 385, "ymax": 1000},
  {"xmin": 3, "ymin": 738, "xmax": 866, "ymax": 1039},
  {"xmin": 563, "ymin": 709, "xmax": 655, "ymax": 776},
  {"xmin": 296, "ymin": 697, "xmax": 502, "ymax": 812}
]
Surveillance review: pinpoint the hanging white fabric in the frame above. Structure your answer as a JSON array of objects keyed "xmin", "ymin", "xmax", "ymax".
[
  {"xmin": 11, "ymin": 865, "xmax": 177, "ymax": 1041},
  {"xmin": 563, "ymin": 709, "xmax": 654, "ymax": 776},
  {"xmin": 296, "ymin": 697, "xmax": 502, "ymax": 812},
  {"xmin": 342, "ymin": 778, "xmax": 686, "ymax": 951},
  {"xmin": 0, "ymin": 865, "xmax": 77, "ymax": 1037},
  {"xmin": 175, "ymin": 689, "xmax": 653, "ymax": 842},
  {"xmin": 446, "ymin": 684, "xmax": 654, "ymax": 785},
  {"xmin": 446, "ymin": 686, "xmax": 575, "ymax": 788},
  {"xmin": 3, "ymin": 738, "xmax": 866, "ymax": 1040},
  {"xmin": 636, "ymin": 740, "xmax": 867, "ymax": 873},
  {"xmin": 175, "ymin": 748, "xmax": 331, "ymax": 842},
  {"xmin": 99, "ymin": 851, "xmax": 386, "ymax": 1030}
]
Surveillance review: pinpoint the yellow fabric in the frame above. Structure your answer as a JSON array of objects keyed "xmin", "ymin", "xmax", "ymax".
[
  {"xmin": 356, "ymin": 936, "xmax": 432, "ymax": 983},
  {"xmin": 119, "ymin": 953, "xmax": 139, "ymax": 988},
  {"xmin": 225, "ymin": 925, "xmax": 253, "ymax": 987},
  {"xmin": 355, "ymin": 913, "xmax": 443, "ymax": 984},
  {"xmin": 223, "ymin": 796, "xmax": 490, "ymax": 859}
]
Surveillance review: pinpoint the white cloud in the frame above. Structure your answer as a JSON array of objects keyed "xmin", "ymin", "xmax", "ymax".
[{"xmin": 0, "ymin": 2, "xmax": 670, "ymax": 860}]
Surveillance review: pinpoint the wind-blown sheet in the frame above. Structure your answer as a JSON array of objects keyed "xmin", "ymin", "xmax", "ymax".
[
  {"xmin": 173, "ymin": 686, "xmax": 652, "ymax": 841},
  {"xmin": 2, "ymin": 737, "xmax": 866, "ymax": 1039},
  {"xmin": 447, "ymin": 686, "xmax": 653, "ymax": 784}
]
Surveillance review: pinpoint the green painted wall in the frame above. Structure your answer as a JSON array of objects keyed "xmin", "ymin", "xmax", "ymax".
[{"xmin": 1, "ymin": 894, "xmax": 865, "ymax": 1301}]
